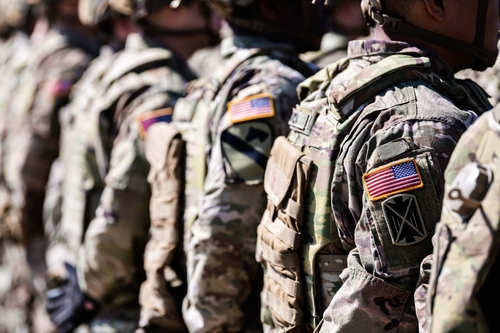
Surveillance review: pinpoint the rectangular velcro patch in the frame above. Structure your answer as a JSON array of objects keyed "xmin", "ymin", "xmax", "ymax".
[
  {"xmin": 136, "ymin": 108, "xmax": 173, "ymax": 139},
  {"xmin": 227, "ymin": 93, "xmax": 275, "ymax": 124},
  {"xmin": 363, "ymin": 158, "xmax": 423, "ymax": 201}
]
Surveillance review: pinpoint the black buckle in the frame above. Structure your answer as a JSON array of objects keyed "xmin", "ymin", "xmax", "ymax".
[{"xmin": 381, "ymin": 15, "xmax": 402, "ymax": 32}]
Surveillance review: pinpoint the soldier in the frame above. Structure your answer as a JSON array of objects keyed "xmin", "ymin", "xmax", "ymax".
[
  {"xmin": 0, "ymin": 1, "xmax": 41, "ymax": 331},
  {"xmin": 422, "ymin": 104, "xmax": 500, "ymax": 333},
  {"xmin": 256, "ymin": 0, "xmax": 499, "ymax": 332},
  {"xmin": 74, "ymin": 0, "xmax": 221, "ymax": 332},
  {"xmin": 302, "ymin": 0, "xmax": 369, "ymax": 68},
  {"xmin": 43, "ymin": 0, "xmax": 136, "ymax": 331},
  {"xmin": 141, "ymin": 0, "xmax": 327, "ymax": 332},
  {"xmin": 14, "ymin": 0, "xmax": 97, "ymax": 281}
]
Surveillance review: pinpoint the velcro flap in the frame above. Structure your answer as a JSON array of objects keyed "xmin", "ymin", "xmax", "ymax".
[
  {"xmin": 264, "ymin": 290, "xmax": 303, "ymax": 325},
  {"xmin": 264, "ymin": 136, "xmax": 312, "ymax": 208},
  {"xmin": 261, "ymin": 210, "xmax": 301, "ymax": 250},
  {"xmin": 267, "ymin": 264, "xmax": 300, "ymax": 298}
]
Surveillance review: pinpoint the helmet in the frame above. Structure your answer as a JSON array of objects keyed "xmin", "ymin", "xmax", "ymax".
[
  {"xmin": 108, "ymin": 0, "xmax": 132, "ymax": 16},
  {"xmin": 1, "ymin": 0, "xmax": 33, "ymax": 30},
  {"xmin": 79, "ymin": 0, "xmax": 111, "ymax": 26},
  {"xmin": 206, "ymin": 0, "xmax": 326, "ymax": 52},
  {"xmin": 360, "ymin": 0, "xmax": 496, "ymax": 70}
]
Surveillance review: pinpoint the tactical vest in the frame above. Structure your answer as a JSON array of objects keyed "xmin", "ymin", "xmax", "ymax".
[
  {"xmin": 427, "ymin": 106, "xmax": 500, "ymax": 333},
  {"xmin": 256, "ymin": 53, "xmax": 492, "ymax": 332},
  {"xmin": 168, "ymin": 47, "xmax": 315, "ymax": 247}
]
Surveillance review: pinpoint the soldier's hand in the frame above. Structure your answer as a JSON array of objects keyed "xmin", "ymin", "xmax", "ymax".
[{"xmin": 46, "ymin": 262, "xmax": 100, "ymax": 333}]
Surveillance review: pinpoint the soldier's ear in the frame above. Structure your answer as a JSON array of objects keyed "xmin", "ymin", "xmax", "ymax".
[{"xmin": 422, "ymin": 0, "xmax": 447, "ymax": 21}]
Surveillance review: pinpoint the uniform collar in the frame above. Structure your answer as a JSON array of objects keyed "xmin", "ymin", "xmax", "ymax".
[
  {"xmin": 220, "ymin": 34, "xmax": 296, "ymax": 59},
  {"xmin": 348, "ymin": 39, "xmax": 455, "ymax": 79}
]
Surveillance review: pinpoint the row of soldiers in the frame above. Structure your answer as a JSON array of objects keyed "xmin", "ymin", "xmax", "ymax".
[{"xmin": 0, "ymin": 0, "xmax": 499, "ymax": 332}]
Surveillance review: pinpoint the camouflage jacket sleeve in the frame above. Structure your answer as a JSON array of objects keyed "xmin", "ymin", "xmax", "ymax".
[
  {"xmin": 320, "ymin": 80, "xmax": 481, "ymax": 333},
  {"xmin": 426, "ymin": 107, "xmax": 500, "ymax": 333},
  {"xmin": 80, "ymin": 82, "xmax": 183, "ymax": 307},
  {"xmin": 183, "ymin": 57, "xmax": 306, "ymax": 332},
  {"xmin": 20, "ymin": 47, "xmax": 92, "ymax": 247}
]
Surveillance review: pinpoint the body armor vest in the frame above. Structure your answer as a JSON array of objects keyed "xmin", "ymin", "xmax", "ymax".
[{"xmin": 257, "ymin": 53, "xmax": 492, "ymax": 332}]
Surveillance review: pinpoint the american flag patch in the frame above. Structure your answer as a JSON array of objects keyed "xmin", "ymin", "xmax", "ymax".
[
  {"xmin": 227, "ymin": 93, "xmax": 275, "ymax": 124},
  {"xmin": 363, "ymin": 159, "xmax": 423, "ymax": 201},
  {"xmin": 136, "ymin": 108, "xmax": 173, "ymax": 139}
]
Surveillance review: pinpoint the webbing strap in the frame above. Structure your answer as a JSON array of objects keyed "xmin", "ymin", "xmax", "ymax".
[
  {"xmin": 262, "ymin": 210, "xmax": 301, "ymax": 250},
  {"xmin": 151, "ymin": 180, "xmax": 179, "ymax": 195},
  {"xmin": 264, "ymin": 290, "xmax": 303, "ymax": 325},
  {"xmin": 367, "ymin": 4, "xmax": 496, "ymax": 68},
  {"xmin": 266, "ymin": 263, "xmax": 300, "ymax": 298},
  {"xmin": 259, "ymin": 236, "xmax": 300, "ymax": 268},
  {"xmin": 283, "ymin": 198, "xmax": 303, "ymax": 221}
]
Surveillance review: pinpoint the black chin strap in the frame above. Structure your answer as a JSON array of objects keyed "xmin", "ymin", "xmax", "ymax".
[{"xmin": 366, "ymin": 0, "xmax": 496, "ymax": 70}]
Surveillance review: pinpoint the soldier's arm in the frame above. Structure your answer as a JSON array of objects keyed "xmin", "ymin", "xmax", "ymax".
[
  {"xmin": 20, "ymin": 48, "xmax": 91, "ymax": 258},
  {"xmin": 183, "ymin": 73, "xmax": 300, "ymax": 332},
  {"xmin": 79, "ymin": 88, "xmax": 178, "ymax": 308},
  {"xmin": 322, "ymin": 116, "xmax": 469, "ymax": 332}
]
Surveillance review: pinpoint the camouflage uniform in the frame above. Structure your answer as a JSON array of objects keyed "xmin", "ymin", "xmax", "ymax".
[
  {"xmin": 168, "ymin": 34, "xmax": 316, "ymax": 333},
  {"xmin": 0, "ymin": 13, "xmax": 34, "ymax": 333},
  {"xmin": 257, "ymin": 39, "xmax": 492, "ymax": 333},
  {"xmin": 44, "ymin": 45, "xmax": 119, "ymax": 282},
  {"xmin": 78, "ymin": 32, "xmax": 196, "ymax": 332},
  {"xmin": 424, "ymin": 105, "xmax": 500, "ymax": 333},
  {"xmin": 456, "ymin": 55, "xmax": 500, "ymax": 107}
]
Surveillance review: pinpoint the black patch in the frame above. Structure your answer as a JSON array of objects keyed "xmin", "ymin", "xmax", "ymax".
[
  {"xmin": 245, "ymin": 126, "xmax": 269, "ymax": 143},
  {"xmin": 221, "ymin": 130, "xmax": 268, "ymax": 170},
  {"xmin": 382, "ymin": 194, "xmax": 427, "ymax": 246},
  {"xmin": 377, "ymin": 139, "xmax": 412, "ymax": 163}
]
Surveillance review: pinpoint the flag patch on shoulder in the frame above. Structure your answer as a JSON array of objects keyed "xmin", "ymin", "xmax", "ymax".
[
  {"xmin": 363, "ymin": 158, "xmax": 423, "ymax": 201},
  {"xmin": 136, "ymin": 108, "xmax": 173, "ymax": 139},
  {"xmin": 227, "ymin": 93, "xmax": 275, "ymax": 124}
]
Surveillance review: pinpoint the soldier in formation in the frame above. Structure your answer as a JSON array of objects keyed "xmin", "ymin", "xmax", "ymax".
[
  {"xmin": 257, "ymin": 0, "xmax": 498, "ymax": 332},
  {"xmin": 144, "ymin": 0, "xmax": 329, "ymax": 332},
  {"xmin": 73, "ymin": 0, "xmax": 221, "ymax": 331}
]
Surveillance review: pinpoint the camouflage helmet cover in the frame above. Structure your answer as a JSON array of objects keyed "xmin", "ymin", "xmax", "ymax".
[
  {"xmin": 1, "ymin": 0, "xmax": 35, "ymax": 31},
  {"xmin": 79, "ymin": 0, "xmax": 111, "ymax": 26},
  {"xmin": 108, "ymin": 0, "xmax": 132, "ymax": 16}
]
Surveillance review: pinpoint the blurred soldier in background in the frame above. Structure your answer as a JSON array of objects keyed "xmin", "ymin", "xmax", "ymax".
[
  {"xmin": 256, "ymin": 0, "xmax": 498, "ymax": 332},
  {"xmin": 424, "ymin": 104, "xmax": 500, "ymax": 333},
  {"xmin": 7, "ymin": 0, "xmax": 97, "ymax": 330},
  {"xmin": 0, "ymin": 1, "xmax": 53, "ymax": 332},
  {"xmin": 73, "ymin": 0, "xmax": 221, "ymax": 331},
  {"xmin": 301, "ymin": 0, "xmax": 369, "ymax": 68},
  {"xmin": 139, "ymin": 0, "xmax": 326, "ymax": 332},
  {"xmin": 43, "ymin": 0, "xmax": 136, "ymax": 331}
]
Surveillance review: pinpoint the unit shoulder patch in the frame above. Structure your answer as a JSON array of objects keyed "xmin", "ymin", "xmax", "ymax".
[
  {"xmin": 363, "ymin": 158, "xmax": 423, "ymax": 201},
  {"xmin": 382, "ymin": 194, "xmax": 427, "ymax": 246},
  {"xmin": 136, "ymin": 108, "xmax": 173, "ymax": 139},
  {"xmin": 227, "ymin": 93, "xmax": 275, "ymax": 124}
]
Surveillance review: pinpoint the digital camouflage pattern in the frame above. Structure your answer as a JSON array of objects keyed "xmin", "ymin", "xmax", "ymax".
[
  {"xmin": 257, "ymin": 39, "xmax": 492, "ymax": 333},
  {"xmin": 0, "ymin": 27, "xmax": 34, "ymax": 333},
  {"xmin": 78, "ymin": 33, "xmax": 196, "ymax": 332},
  {"xmin": 16, "ymin": 26, "xmax": 95, "ymax": 257},
  {"xmin": 169, "ymin": 34, "xmax": 315, "ymax": 333},
  {"xmin": 44, "ymin": 45, "xmax": 118, "ymax": 284},
  {"xmin": 426, "ymin": 105, "xmax": 500, "ymax": 333},
  {"xmin": 456, "ymin": 56, "xmax": 500, "ymax": 107}
]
